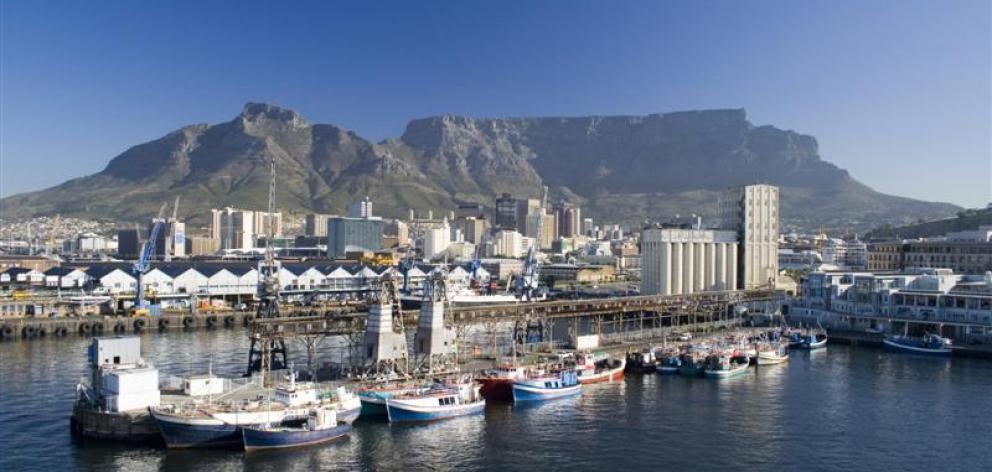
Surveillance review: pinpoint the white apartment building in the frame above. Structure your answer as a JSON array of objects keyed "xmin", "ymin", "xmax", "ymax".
[
  {"xmin": 719, "ymin": 184, "xmax": 779, "ymax": 289},
  {"xmin": 494, "ymin": 230, "xmax": 524, "ymax": 258},
  {"xmin": 423, "ymin": 222, "xmax": 451, "ymax": 260},
  {"xmin": 641, "ymin": 227, "xmax": 739, "ymax": 295}
]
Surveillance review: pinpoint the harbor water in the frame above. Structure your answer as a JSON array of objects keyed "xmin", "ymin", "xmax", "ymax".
[{"xmin": 1, "ymin": 330, "xmax": 991, "ymax": 471}]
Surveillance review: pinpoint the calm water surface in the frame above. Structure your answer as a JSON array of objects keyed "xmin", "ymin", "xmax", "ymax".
[{"xmin": 1, "ymin": 330, "xmax": 991, "ymax": 471}]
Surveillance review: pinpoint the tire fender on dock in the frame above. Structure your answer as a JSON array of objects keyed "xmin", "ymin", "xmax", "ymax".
[
  {"xmin": 113, "ymin": 322, "xmax": 126, "ymax": 333},
  {"xmin": 36, "ymin": 325, "xmax": 47, "ymax": 337},
  {"xmin": 159, "ymin": 318, "xmax": 171, "ymax": 330},
  {"xmin": 244, "ymin": 315, "xmax": 255, "ymax": 326},
  {"xmin": 0, "ymin": 324, "xmax": 14, "ymax": 339},
  {"xmin": 182, "ymin": 316, "xmax": 194, "ymax": 328},
  {"xmin": 22, "ymin": 325, "xmax": 38, "ymax": 338},
  {"xmin": 54, "ymin": 326, "xmax": 68, "ymax": 337},
  {"xmin": 223, "ymin": 315, "xmax": 235, "ymax": 328},
  {"xmin": 79, "ymin": 323, "xmax": 92, "ymax": 335},
  {"xmin": 92, "ymin": 323, "xmax": 105, "ymax": 335},
  {"xmin": 133, "ymin": 318, "xmax": 147, "ymax": 331}
]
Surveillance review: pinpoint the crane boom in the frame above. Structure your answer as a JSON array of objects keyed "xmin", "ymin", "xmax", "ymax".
[{"xmin": 133, "ymin": 203, "xmax": 168, "ymax": 310}]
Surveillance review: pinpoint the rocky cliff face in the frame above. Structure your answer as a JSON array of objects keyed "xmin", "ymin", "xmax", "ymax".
[{"xmin": 2, "ymin": 103, "xmax": 959, "ymax": 231}]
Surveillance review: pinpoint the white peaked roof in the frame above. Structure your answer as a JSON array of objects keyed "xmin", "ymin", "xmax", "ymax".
[{"xmin": 325, "ymin": 266, "xmax": 354, "ymax": 278}]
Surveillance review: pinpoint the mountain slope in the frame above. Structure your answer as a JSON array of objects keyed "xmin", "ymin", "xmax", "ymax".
[{"xmin": 2, "ymin": 103, "xmax": 959, "ymax": 231}]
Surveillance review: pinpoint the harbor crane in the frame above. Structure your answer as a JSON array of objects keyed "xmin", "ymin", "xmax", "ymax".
[
  {"xmin": 164, "ymin": 195, "xmax": 181, "ymax": 262},
  {"xmin": 132, "ymin": 202, "xmax": 168, "ymax": 315},
  {"xmin": 515, "ymin": 246, "xmax": 540, "ymax": 301},
  {"xmin": 247, "ymin": 158, "xmax": 288, "ymax": 377}
]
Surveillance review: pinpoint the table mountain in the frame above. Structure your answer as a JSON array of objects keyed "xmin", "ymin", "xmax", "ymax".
[{"xmin": 2, "ymin": 103, "xmax": 958, "ymax": 232}]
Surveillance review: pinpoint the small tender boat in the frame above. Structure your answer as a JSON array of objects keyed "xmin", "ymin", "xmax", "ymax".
[
  {"xmin": 756, "ymin": 343, "xmax": 789, "ymax": 365},
  {"xmin": 704, "ymin": 353, "xmax": 749, "ymax": 379},
  {"xmin": 512, "ymin": 370, "xmax": 581, "ymax": 402},
  {"xmin": 242, "ymin": 407, "xmax": 350, "ymax": 451},
  {"xmin": 798, "ymin": 333, "xmax": 828, "ymax": 350},
  {"xmin": 678, "ymin": 351, "xmax": 708, "ymax": 377},
  {"xmin": 385, "ymin": 383, "xmax": 486, "ymax": 423},
  {"xmin": 477, "ymin": 365, "xmax": 529, "ymax": 402},
  {"xmin": 883, "ymin": 333, "xmax": 952, "ymax": 356},
  {"xmin": 575, "ymin": 353, "xmax": 626, "ymax": 384},
  {"xmin": 787, "ymin": 331, "xmax": 804, "ymax": 348}
]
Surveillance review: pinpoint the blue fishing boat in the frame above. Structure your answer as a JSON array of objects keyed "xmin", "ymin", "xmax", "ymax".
[
  {"xmin": 385, "ymin": 383, "xmax": 486, "ymax": 423},
  {"xmin": 787, "ymin": 331, "xmax": 804, "ymax": 348},
  {"xmin": 655, "ymin": 348, "xmax": 682, "ymax": 375},
  {"xmin": 242, "ymin": 407, "xmax": 350, "ymax": 451},
  {"xmin": 511, "ymin": 370, "xmax": 581, "ymax": 402},
  {"xmin": 883, "ymin": 333, "xmax": 952, "ymax": 356}
]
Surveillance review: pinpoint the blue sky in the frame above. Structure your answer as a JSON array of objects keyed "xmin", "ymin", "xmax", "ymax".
[{"xmin": 1, "ymin": 0, "xmax": 989, "ymax": 207}]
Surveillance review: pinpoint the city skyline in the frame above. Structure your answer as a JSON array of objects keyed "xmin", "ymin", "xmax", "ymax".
[{"xmin": 1, "ymin": 0, "xmax": 989, "ymax": 208}]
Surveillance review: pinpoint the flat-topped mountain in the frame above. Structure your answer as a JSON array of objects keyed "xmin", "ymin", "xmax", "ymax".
[{"xmin": 2, "ymin": 103, "xmax": 959, "ymax": 231}]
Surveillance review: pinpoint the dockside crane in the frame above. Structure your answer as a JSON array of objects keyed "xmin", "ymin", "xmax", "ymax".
[
  {"xmin": 164, "ymin": 195, "xmax": 181, "ymax": 262},
  {"xmin": 132, "ymin": 203, "xmax": 168, "ymax": 315},
  {"xmin": 247, "ymin": 158, "xmax": 288, "ymax": 377}
]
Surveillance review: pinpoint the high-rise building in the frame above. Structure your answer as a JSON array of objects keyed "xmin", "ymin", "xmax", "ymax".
[
  {"xmin": 327, "ymin": 216, "xmax": 384, "ymax": 258},
  {"xmin": 117, "ymin": 229, "xmax": 140, "ymax": 259},
  {"xmin": 641, "ymin": 227, "xmax": 739, "ymax": 295},
  {"xmin": 211, "ymin": 207, "xmax": 282, "ymax": 250},
  {"xmin": 525, "ymin": 212, "xmax": 557, "ymax": 250},
  {"xmin": 461, "ymin": 217, "xmax": 487, "ymax": 245},
  {"xmin": 495, "ymin": 193, "xmax": 518, "ymax": 230},
  {"xmin": 455, "ymin": 202, "xmax": 485, "ymax": 219},
  {"xmin": 582, "ymin": 217, "xmax": 594, "ymax": 237},
  {"xmin": 516, "ymin": 198, "xmax": 542, "ymax": 235},
  {"xmin": 553, "ymin": 201, "xmax": 582, "ymax": 238},
  {"xmin": 305, "ymin": 213, "xmax": 334, "ymax": 237},
  {"xmin": 494, "ymin": 230, "xmax": 524, "ymax": 258},
  {"xmin": 718, "ymin": 184, "xmax": 779, "ymax": 289},
  {"xmin": 423, "ymin": 220, "xmax": 451, "ymax": 260}
]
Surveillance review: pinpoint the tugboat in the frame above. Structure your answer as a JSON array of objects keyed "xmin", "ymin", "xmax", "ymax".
[
  {"xmin": 574, "ymin": 353, "xmax": 626, "ymax": 384},
  {"xmin": 703, "ymin": 353, "xmax": 750, "ymax": 379},
  {"xmin": 755, "ymin": 343, "xmax": 790, "ymax": 365},
  {"xmin": 476, "ymin": 365, "xmax": 528, "ymax": 402},
  {"xmin": 242, "ymin": 406, "xmax": 350, "ymax": 451},
  {"xmin": 883, "ymin": 333, "xmax": 952, "ymax": 356},
  {"xmin": 512, "ymin": 370, "xmax": 581, "ymax": 402},
  {"xmin": 385, "ymin": 382, "xmax": 486, "ymax": 423}
]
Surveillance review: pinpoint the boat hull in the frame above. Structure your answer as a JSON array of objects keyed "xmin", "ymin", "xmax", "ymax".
[
  {"xmin": 578, "ymin": 360, "xmax": 626, "ymax": 384},
  {"xmin": 704, "ymin": 365, "xmax": 749, "ymax": 379},
  {"xmin": 385, "ymin": 400, "xmax": 486, "ymax": 423},
  {"xmin": 657, "ymin": 366, "xmax": 680, "ymax": 375},
  {"xmin": 242, "ymin": 424, "xmax": 351, "ymax": 451},
  {"xmin": 478, "ymin": 378, "xmax": 515, "ymax": 402},
  {"xmin": 756, "ymin": 353, "xmax": 789, "ymax": 365},
  {"xmin": 151, "ymin": 412, "xmax": 242, "ymax": 449},
  {"xmin": 512, "ymin": 383, "xmax": 581, "ymax": 402},
  {"xmin": 882, "ymin": 339, "xmax": 952, "ymax": 356},
  {"xmin": 338, "ymin": 404, "xmax": 362, "ymax": 424},
  {"xmin": 359, "ymin": 396, "xmax": 388, "ymax": 417}
]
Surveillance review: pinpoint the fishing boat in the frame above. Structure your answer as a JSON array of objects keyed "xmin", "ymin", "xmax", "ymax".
[
  {"xmin": 477, "ymin": 365, "xmax": 528, "ymax": 402},
  {"xmin": 625, "ymin": 349, "xmax": 658, "ymax": 374},
  {"xmin": 678, "ymin": 351, "xmax": 707, "ymax": 377},
  {"xmin": 385, "ymin": 382, "xmax": 486, "ymax": 423},
  {"xmin": 574, "ymin": 353, "xmax": 626, "ymax": 384},
  {"xmin": 883, "ymin": 333, "xmax": 952, "ymax": 356},
  {"xmin": 756, "ymin": 343, "xmax": 789, "ymax": 365},
  {"xmin": 703, "ymin": 353, "xmax": 750, "ymax": 379},
  {"xmin": 151, "ymin": 374, "xmax": 316, "ymax": 448},
  {"xmin": 324, "ymin": 386, "xmax": 363, "ymax": 424},
  {"xmin": 242, "ymin": 407, "xmax": 350, "ymax": 451},
  {"xmin": 798, "ymin": 332, "xmax": 828, "ymax": 350},
  {"xmin": 786, "ymin": 331, "xmax": 804, "ymax": 348},
  {"xmin": 357, "ymin": 383, "xmax": 430, "ymax": 417},
  {"xmin": 655, "ymin": 348, "xmax": 682, "ymax": 375},
  {"xmin": 511, "ymin": 370, "xmax": 581, "ymax": 402}
]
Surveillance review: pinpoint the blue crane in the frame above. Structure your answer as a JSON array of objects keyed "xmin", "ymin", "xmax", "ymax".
[{"xmin": 133, "ymin": 202, "xmax": 168, "ymax": 312}]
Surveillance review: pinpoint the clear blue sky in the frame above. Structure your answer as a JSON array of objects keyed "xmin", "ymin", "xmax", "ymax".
[{"xmin": 1, "ymin": 0, "xmax": 989, "ymax": 208}]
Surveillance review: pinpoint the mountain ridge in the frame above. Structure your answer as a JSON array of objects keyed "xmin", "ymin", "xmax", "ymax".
[{"xmin": 2, "ymin": 102, "xmax": 960, "ymax": 232}]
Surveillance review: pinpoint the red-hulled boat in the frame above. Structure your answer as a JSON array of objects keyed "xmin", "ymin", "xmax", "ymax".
[
  {"xmin": 476, "ymin": 365, "xmax": 528, "ymax": 402},
  {"xmin": 575, "ymin": 353, "xmax": 626, "ymax": 384}
]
